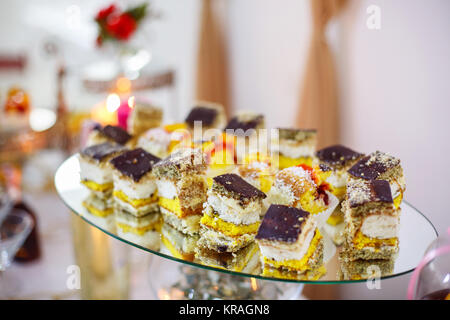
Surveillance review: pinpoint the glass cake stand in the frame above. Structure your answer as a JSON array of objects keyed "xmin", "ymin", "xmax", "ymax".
[{"xmin": 55, "ymin": 155, "xmax": 438, "ymax": 299}]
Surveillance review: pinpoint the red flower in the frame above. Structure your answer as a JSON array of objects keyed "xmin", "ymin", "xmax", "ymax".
[
  {"xmin": 106, "ymin": 13, "xmax": 137, "ymax": 40},
  {"xmin": 96, "ymin": 4, "xmax": 117, "ymax": 21}
]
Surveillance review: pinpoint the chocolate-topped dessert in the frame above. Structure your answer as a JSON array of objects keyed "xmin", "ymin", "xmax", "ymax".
[
  {"xmin": 316, "ymin": 145, "xmax": 364, "ymax": 169},
  {"xmin": 255, "ymin": 204, "xmax": 326, "ymax": 280},
  {"xmin": 341, "ymin": 177, "xmax": 401, "ymax": 262},
  {"xmin": 79, "ymin": 142, "xmax": 125, "ymax": 199},
  {"xmin": 110, "ymin": 148, "xmax": 160, "ymax": 182},
  {"xmin": 81, "ymin": 142, "xmax": 125, "ymax": 162},
  {"xmin": 224, "ymin": 112, "xmax": 265, "ymax": 134},
  {"xmin": 255, "ymin": 205, "xmax": 309, "ymax": 243},
  {"xmin": 86, "ymin": 124, "xmax": 132, "ymax": 146},
  {"xmin": 212, "ymin": 173, "xmax": 266, "ymax": 202},
  {"xmin": 184, "ymin": 102, "xmax": 226, "ymax": 133},
  {"xmin": 110, "ymin": 148, "xmax": 162, "ymax": 250}
]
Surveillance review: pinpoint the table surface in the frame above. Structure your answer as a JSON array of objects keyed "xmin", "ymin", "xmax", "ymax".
[{"xmin": 0, "ymin": 192, "xmax": 155, "ymax": 300}]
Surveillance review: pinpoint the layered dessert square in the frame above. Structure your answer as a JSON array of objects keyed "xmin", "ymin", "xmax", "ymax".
[
  {"xmin": 341, "ymin": 179, "xmax": 400, "ymax": 261},
  {"xmin": 127, "ymin": 101, "xmax": 163, "ymax": 136},
  {"xmin": 194, "ymin": 242, "xmax": 260, "ymax": 273},
  {"xmin": 267, "ymin": 164, "xmax": 338, "ymax": 223},
  {"xmin": 153, "ymin": 148, "xmax": 208, "ymax": 236},
  {"xmin": 315, "ymin": 145, "xmax": 364, "ymax": 245},
  {"xmin": 79, "ymin": 142, "xmax": 126, "ymax": 199},
  {"xmin": 110, "ymin": 148, "xmax": 161, "ymax": 217},
  {"xmin": 81, "ymin": 194, "xmax": 115, "ymax": 231},
  {"xmin": 255, "ymin": 205, "xmax": 326, "ymax": 280},
  {"xmin": 348, "ymin": 150, "xmax": 405, "ymax": 209},
  {"xmin": 115, "ymin": 209, "xmax": 162, "ymax": 250},
  {"xmin": 198, "ymin": 173, "xmax": 266, "ymax": 253},
  {"xmin": 275, "ymin": 128, "xmax": 317, "ymax": 169},
  {"xmin": 315, "ymin": 144, "xmax": 364, "ymax": 200},
  {"xmin": 185, "ymin": 101, "xmax": 226, "ymax": 133},
  {"xmin": 160, "ymin": 223, "xmax": 199, "ymax": 261},
  {"xmin": 110, "ymin": 148, "xmax": 162, "ymax": 250},
  {"xmin": 87, "ymin": 124, "xmax": 132, "ymax": 147}
]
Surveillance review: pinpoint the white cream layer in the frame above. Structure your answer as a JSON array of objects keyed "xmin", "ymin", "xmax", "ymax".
[
  {"xmin": 361, "ymin": 214, "xmax": 399, "ymax": 239},
  {"xmin": 79, "ymin": 157, "xmax": 112, "ymax": 184},
  {"xmin": 206, "ymin": 193, "xmax": 261, "ymax": 225},
  {"xmin": 279, "ymin": 143, "xmax": 314, "ymax": 158},
  {"xmin": 113, "ymin": 173, "xmax": 157, "ymax": 199},
  {"xmin": 390, "ymin": 182, "xmax": 401, "ymax": 199},
  {"xmin": 258, "ymin": 217, "xmax": 317, "ymax": 261},
  {"xmin": 326, "ymin": 171, "xmax": 346, "ymax": 188},
  {"xmin": 156, "ymin": 179, "xmax": 177, "ymax": 199}
]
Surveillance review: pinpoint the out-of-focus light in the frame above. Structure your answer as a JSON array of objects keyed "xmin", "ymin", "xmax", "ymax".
[
  {"xmin": 250, "ymin": 278, "xmax": 258, "ymax": 291},
  {"xmin": 29, "ymin": 108, "xmax": 56, "ymax": 132},
  {"xmin": 128, "ymin": 96, "xmax": 135, "ymax": 109},
  {"xmin": 116, "ymin": 77, "xmax": 131, "ymax": 94},
  {"xmin": 106, "ymin": 94, "xmax": 121, "ymax": 113}
]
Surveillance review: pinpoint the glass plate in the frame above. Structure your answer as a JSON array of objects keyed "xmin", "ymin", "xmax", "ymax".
[{"xmin": 55, "ymin": 155, "xmax": 438, "ymax": 284}]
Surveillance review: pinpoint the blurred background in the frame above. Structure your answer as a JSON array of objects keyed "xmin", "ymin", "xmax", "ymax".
[{"xmin": 0, "ymin": 0, "xmax": 449, "ymax": 299}]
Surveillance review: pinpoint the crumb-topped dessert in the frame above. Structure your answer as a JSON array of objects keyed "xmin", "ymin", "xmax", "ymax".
[
  {"xmin": 153, "ymin": 148, "xmax": 208, "ymax": 236},
  {"xmin": 274, "ymin": 128, "xmax": 317, "ymax": 169},
  {"xmin": 348, "ymin": 150, "xmax": 405, "ymax": 209},
  {"xmin": 267, "ymin": 164, "xmax": 338, "ymax": 220},
  {"xmin": 127, "ymin": 101, "xmax": 163, "ymax": 136},
  {"xmin": 255, "ymin": 205, "xmax": 326, "ymax": 280},
  {"xmin": 87, "ymin": 124, "xmax": 132, "ymax": 147},
  {"xmin": 110, "ymin": 148, "xmax": 162, "ymax": 250},
  {"xmin": 198, "ymin": 173, "xmax": 266, "ymax": 253},
  {"xmin": 341, "ymin": 179, "xmax": 400, "ymax": 261}
]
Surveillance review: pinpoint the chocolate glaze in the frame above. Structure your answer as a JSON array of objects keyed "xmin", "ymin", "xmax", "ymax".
[
  {"xmin": 213, "ymin": 173, "xmax": 266, "ymax": 199},
  {"xmin": 371, "ymin": 180, "xmax": 393, "ymax": 203},
  {"xmin": 256, "ymin": 205, "xmax": 310, "ymax": 243},
  {"xmin": 81, "ymin": 142, "xmax": 125, "ymax": 161},
  {"xmin": 348, "ymin": 155, "xmax": 386, "ymax": 180},
  {"xmin": 110, "ymin": 148, "xmax": 160, "ymax": 182},
  {"xmin": 101, "ymin": 125, "xmax": 132, "ymax": 145},
  {"xmin": 316, "ymin": 145, "xmax": 363, "ymax": 166},
  {"xmin": 185, "ymin": 107, "xmax": 218, "ymax": 127},
  {"xmin": 224, "ymin": 115, "xmax": 263, "ymax": 133}
]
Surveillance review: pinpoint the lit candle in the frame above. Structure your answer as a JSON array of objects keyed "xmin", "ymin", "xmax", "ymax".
[{"xmin": 117, "ymin": 96, "xmax": 135, "ymax": 130}]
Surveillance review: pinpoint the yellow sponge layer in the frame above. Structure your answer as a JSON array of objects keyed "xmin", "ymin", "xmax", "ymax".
[
  {"xmin": 200, "ymin": 212, "xmax": 260, "ymax": 238},
  {"xmin": 263, "ymin": 230, "xmax": 322, "ymax": 271},
  {"xmin": 82, "ymin": 202, "xmax": 113, "ymax": 218},
  {"xmin": 81, "ymin": 180, "xmax": 113, "ymax": 192},
  {"xmin": 113, "ymin": 190, "xmax": 158, "ymax": 208},
  {"xmin": 116, "ymin": 220, "xmax": 162, "ymax": 236},
  {"xmin": 353, "ymin": 230, "xmax": 398, "ymax": 250},
  {"xmin": 159, "ymin": 197, "xmax": 183, "ymax": 217}
]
